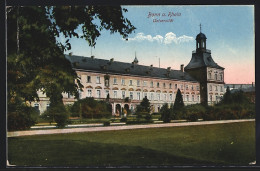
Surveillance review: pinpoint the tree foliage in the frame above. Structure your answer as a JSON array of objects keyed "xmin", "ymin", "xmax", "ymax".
[
  {"xmin": 136, "ymin": 96, "xmax": 151, "ymax": 113},
  {"xmin": 160, "ymin": 103, "xmax": 171, "ymax": 123},
  {"xmin": 7, "ymin": 6, "xmax": 136, "ymax": 105},
  {"xmin": 173, "ymin": 89, "xmax": 184, "ymax": 110},
  {"xmin": 71, "ymin": 97, "xmax": 112, "ymax": 119}
]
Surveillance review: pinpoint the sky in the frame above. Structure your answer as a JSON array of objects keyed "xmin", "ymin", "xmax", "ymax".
[{"xmin": 61, "ymin": 5, "xmax": 255, "ymax": 84}]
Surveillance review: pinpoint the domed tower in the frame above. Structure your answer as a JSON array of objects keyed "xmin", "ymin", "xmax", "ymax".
[{"xmin": 184, "ymin": 24, "xmax": 225, "ymax": 106}]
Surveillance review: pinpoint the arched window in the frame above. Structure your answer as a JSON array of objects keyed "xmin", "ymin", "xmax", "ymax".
[{"xmin": 215, "ymin": 74, "xmax": 217, "ymax": 80}]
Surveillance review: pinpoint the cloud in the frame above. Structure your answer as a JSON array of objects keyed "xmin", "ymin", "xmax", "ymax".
[
  {"xmin": 125, "ymin": 32, "xmax": 194, "ymax": 45},
  {"xmin": 127, "ymin": 32, "xmax": 163, "ymax": 43}
]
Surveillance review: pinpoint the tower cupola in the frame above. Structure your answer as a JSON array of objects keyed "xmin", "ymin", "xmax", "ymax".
[{"xmin": 196, "ymin": 24, "xmax": 207, "ymax": 52}]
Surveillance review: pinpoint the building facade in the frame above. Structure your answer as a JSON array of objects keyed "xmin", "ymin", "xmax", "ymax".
[{"xmin": 32, "ymin": 31, "xmax": 225, "ymax": 114}]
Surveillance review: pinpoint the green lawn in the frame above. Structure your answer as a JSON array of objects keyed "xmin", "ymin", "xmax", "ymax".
[{"xmin": 8, "ymin": 121, "xmax": 255, "ymax": 166}]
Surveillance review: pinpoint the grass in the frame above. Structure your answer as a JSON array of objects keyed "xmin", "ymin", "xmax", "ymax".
[{"xmin": 8, "ymin": 121, "xmax": 255, "ymax": 166}]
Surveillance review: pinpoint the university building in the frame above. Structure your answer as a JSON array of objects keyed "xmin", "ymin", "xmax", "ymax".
[{"xmin": 33, "ymin": 31, "xmax": 225, "ymax": 115}]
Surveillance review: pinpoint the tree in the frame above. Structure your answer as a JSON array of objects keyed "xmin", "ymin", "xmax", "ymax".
[
  {"xmin": 7, "ymin": 6, "xmax": 136, "ymax": 128},
  {"xmin": 136, "ymin": 96, "xmax": 151, "ymax": 113},
  {"xmin": 8, "ymin": 6, "xmax": 135, "ymax": 103},
  {"xmin": 173, "ymin": 89, "xmax": 184, "ymax": 110},
  {"xmin": 221, "ymin": 86, "xmax": 232, "ymax": 104},
  {"xmin": 160, "ymin": 103, "xmax": 171, "ymax": 123}
]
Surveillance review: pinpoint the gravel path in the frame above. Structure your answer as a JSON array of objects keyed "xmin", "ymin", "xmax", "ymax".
[{"xmin": 7, "ymin": 119, "xmax": 255, "ymax": 137}]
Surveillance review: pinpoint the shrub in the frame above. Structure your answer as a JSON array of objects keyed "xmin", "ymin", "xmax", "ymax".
[
  {"xmin": 144, "ymin": 114, "xmax": 152, "ymax": 121},
  {"xmin": 70, "ymin": 97, "xmax": 112, "ymax": 119},
  {"xmin": 185, "ymin": 104, "xmax": 205, "ymax": 122},
  {"xmin": 120, "ymin": 117, "xmax": 127, "ymax": 122},
  {"xmin": 160, "ymin": 103, "xmax": 171, "ymax": 123},
  {"xmin": 103, "ymin": 121, "xmax": 110, "ymax": 126},
  {"xmin": 8, "ymin": 105, "xmax": 39, "ymax": 131},
  {"xmin": 43, "ymin": 103, "xmax": 69, "ymax": 128}
]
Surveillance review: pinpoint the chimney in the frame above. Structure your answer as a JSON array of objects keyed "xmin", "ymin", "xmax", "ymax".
[{"xmin": 180, "ymin": 64, "xmax": 184, "ymax": 72}]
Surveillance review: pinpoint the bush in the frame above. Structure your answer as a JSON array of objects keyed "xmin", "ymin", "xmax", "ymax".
[
  {"xmin": 42, "ymin": 103, "xmax": 69, "ymax": 128},
  {"xmin": 103, "ymin": 121, "xmax": 110, "ymax": 126},
  {"xmin": 120, "ymin": 117, "xmax": 127, "ymax": 122},
  {"xmin": 144, "ymin": 114, "xmax": 152, "ymax": 121},
  {"xmin": 70, "ymin": 97, "xmax": 112, "ymax": 119},
  {"xmin": 160, "ymin": 104, "xmax": 171, "ymax": 123},
  {"xmin": 8, "ymin": 105, "xmax": 39, "ymax": 131},
  {"xmin": 185, "ymin": 104, "xmax": 205, "ymax": 122}
]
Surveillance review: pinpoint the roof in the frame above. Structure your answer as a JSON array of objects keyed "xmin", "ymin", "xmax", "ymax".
[
  {"xmin": 230, "ymin": 86, "xmax": 255, "ymax": 93},
  {"xmin": 65, "ymin": 55, "xmax": 198, "ymax": 82},
  {"xmin": 184, "ymin": 51, "xmax": 224, "ymax": 70},
  {"xmin": 196, "ymin": 32, "xmax": 207, "ymax": 40},
  {"xmin": 225, "ymin": 84, "xmax": 254, "ymax": 89}
]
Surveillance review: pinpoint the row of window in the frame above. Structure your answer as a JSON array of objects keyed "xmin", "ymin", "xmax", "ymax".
[
  {"xmin": 209, "ymin": 85, "xmax": 224, "ymax": 92},
  {"xmin": 208, "ymin": 72, "xmax": 223, "ymax": 81},
  {"xmin": 79, "ymin": 89, "xmax": 200, "ymax": 102},
  {"xmin": 209, "ymin": 95, "xmax": 223, "ymax": 102},
  {"xmin": 81, "ymin": 75, "xmax": 199, "ymax": 90}
]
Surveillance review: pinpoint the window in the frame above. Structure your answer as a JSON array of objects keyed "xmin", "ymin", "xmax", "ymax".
[
  {"xmin": 215, "ymin": 86, "xmax": 218, "ymax": 91},
  {"xmin": 105, "ymin": 78, "xmax": 109, "ymax": 87},
  {"xmin": 96, "ymin": 90, "xmax": 101, "ymax": 98},
  {"xmin": 215, "ymin": 74, "xmax": 217, "ymax": 80},
  {"xmin": 121, "ymin": 79, "xmax": 125, "ymax": 85},
  {"xmin": 130, "ymin": 92, "xmax": 133, "ymax": 99},
  {"xmin": 68, "ymin": 92, "xmax": 71, "ymax": 98},
  {"xmin": 143, "ymin": 81, "xmax": 147, "ymax": 86},
  {"xmin": 105, "ymin": 90, "xmax": 109, "ymax": 98},
  {"xmin": 157, "ymin": 82, "xmax": 160, "ymax": 88},
  {"xmin": 181, "ymin": 85, "xmax": 183, "ymax": 90},
  {"xmin": 144, "ymin": 92, "xmax": 147, "ymax": 98},
  {"xmin": 210, "ymin": 85, "xmax": 212, "ymax": 91},
  {"xmin": 87, "ymin": 76, "xmax": 91, "ymax": 83},
  {"xmin": 163, "ymin": 83, "xmax": 166, "ymax": 88},
  {"xmin": 186, "ymin": 85, "xmax": 188, "ymax": 90},
  {"xmin": 169, "ymin": 83, "xmax": 172, "ymax": 89},
  {"xmin": 164, "ymin": 94, "xmax": 167, "ymax": 101},
  {"xmin": 96, "ymin": 76, "xmax": 100, "ymax": 84},
  {"xmin": 169, "ymin": 94, "xmax": 172, "ymax": 101},
  {"xmin": 208, "ymin": 73, "xmax": 212, "ymax": 79},
  {"xmin": 122, "ymin": 91, "xmax": 126, "ymax": 99},
  {"xmin": 196, "ymin": 86, "xmax": 199, "ymax": 91},
  {"xmin": 216, "ymin": 96, "xmax": 218, "ymax": 101},
  {"xmin": 157, "ymin": 93, "xmax": 160, "ymax": 101},
  {"xmin": 79, "ymin": 90, "xmax": 83, "ymax": 99},
  {"xmin": 220, "ymin": 74, "xmax": 223, "ymax": 81},
  {"xmin": 191, "ymin": 85, "xmax": 194, "ymax": 90},
  {"xmin": 87, "ymin": 89, "xmax": 92, "ymax": 97},
  {"xmin": 150, "ymin": 81, "xmax": 153, "ymax": 88},
  {"xmin": 186, "ymin": 95, "xmax": 189, "ymax": 101},
  {"xmin": 129, "ymin": 80, "xmax": 133, "ymax": 86},
  {"xmin": 46, "ymin": 104, "xmax": 50, "ymax": 110},
  {"xmin": 137, "ymin": 80, "xmax": 140, "ymax": 86},
  {"xmin": 137, "ymin": 92, "xmax": 141, "ymax": 100},
  {"xmin": 197, "ymin": 96, "xmax": 200, "ymax": 102},
  {"xmin": 220, "ymin": 86, "xmax": 223, "ymax": 92},
  {"xmin": 113, "ymin": 78, "xmax": 117, "ymax": 84},
  {"xmin": 151, "ymin": 93, "xmax": 154, "ymax": 100},
  {"xmin": 210, "ymin": 95, "xmax": 213, "ymax": 101},
  {"xmin": 114, "ymin": 91, "xmax": 117, "ymax": 98},
  {"xmin": 175, "ymin": 84, "xmax": 177, "ymax": 89},
  {"xmin": 34, "ymin": 103, "xmax": 39, "ymax": 111},
  {"xmin": 192, "ymin": 95, "xmax": 194, "ymax": 102}
]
